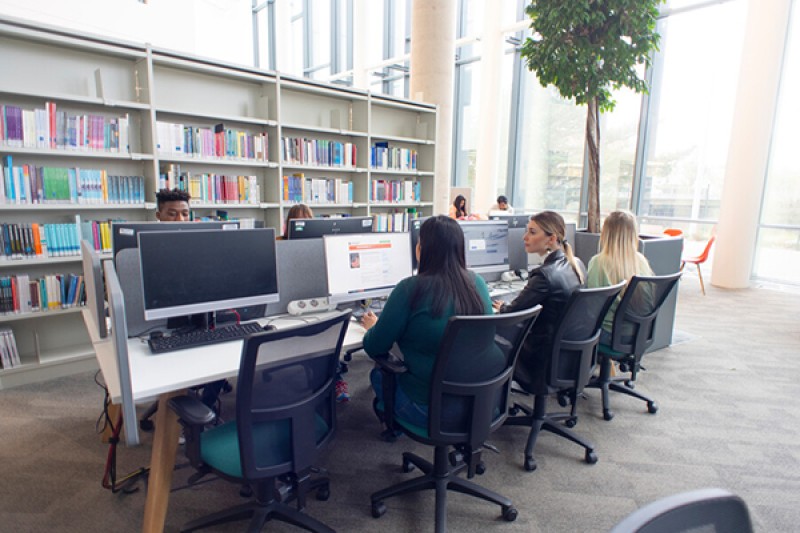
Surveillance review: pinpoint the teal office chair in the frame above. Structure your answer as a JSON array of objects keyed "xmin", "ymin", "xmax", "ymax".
[
  {"xmin": 168, "ymin": 312, "xmax": 350, "ymax": 533},
  {"xmin": 370, "ymin": 306, "xmax": 541, "ymax": 533},
  {"xmin": 588, "ymin": 273, "xmax": 682, "ymax": 421},
  {"xmin": 504, "ymin": 282, "xmax": 625, "ymax": 471},
  {"xmin": 610, "ymin": 488, "xmax": 753, "ymax": 533}
]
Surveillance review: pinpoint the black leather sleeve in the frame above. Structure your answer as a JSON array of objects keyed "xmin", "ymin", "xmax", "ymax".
[{"xmin": 501, "ymin": 270, "xmax": 550, "ymax": 313}]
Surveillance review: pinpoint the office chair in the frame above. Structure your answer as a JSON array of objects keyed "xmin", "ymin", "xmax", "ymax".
[
  {"xmin": 662, "ymin": 228, "xmax": 683, "ymax": 237},
  {"xmin": 587, "ymin": 273, "xmax": 682, "ymax": 421},
  {"xmin": 609, "ymin": 488, "xmax": 753, "ymax": 533},
  {"xmin": 504, "ymin": 282, "xmax": 625, "ymax": 471},
  {"xmin": 681, "ymin": 235, "xmax": 715, "ymax": 295},
  {"xmin": 168, "ymin": 312, "xmax": 350, "ymax": 533},
  {"xmin": 370, "ymin": 306, "xmax": 542, "ymax": 533}
]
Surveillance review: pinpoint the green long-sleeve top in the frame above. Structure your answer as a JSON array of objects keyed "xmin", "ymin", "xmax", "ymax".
[{"xmin": 362, "ymin": 273, "xmax": 494, "ymax": 405}]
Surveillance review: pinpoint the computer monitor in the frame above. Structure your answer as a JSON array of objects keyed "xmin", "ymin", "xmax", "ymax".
[
  {"xmin": 458, "ymin": 220, "xmax": 510, "ymax": 274},
  {"xmin": 112, "ymin": 221, "xmax": 239, "ymax": 262},
  {"xmin": 287, "ymin": 216, "xmax": 374, "ymax": 240},
  {"xmin": 323, "ymin": 232, "xmax": 412, "ymax": 305},
  {"xmin": 506, "ymin": 226, "xmax": 528, "ymax": 273},
  {"xmin": 138, "ymin": 228, "xmax": 279, "ymax": 321},
  {"xmin": 80, "ymin": 240, "xmax": 108, "ymax": 339},
  {"xmin": 409, "ymin": 216, "xmax": 429, "ymax": 271},
  {"xmin": 489, "ymin": 214, "xmax": 531, "ymax": 230}
]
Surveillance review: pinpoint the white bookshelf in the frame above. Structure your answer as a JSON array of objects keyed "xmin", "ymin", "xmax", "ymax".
[{"xmin": 0, "ymin": 15, "xmax": 437, "ymax": 388}]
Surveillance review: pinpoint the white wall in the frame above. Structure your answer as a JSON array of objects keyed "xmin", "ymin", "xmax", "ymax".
[{"xmin": 0, "ymin": 0, "xmax": 254, "ymax": 67}]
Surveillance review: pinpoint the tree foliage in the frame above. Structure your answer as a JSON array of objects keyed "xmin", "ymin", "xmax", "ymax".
[{"xmin": 521, "ymin": 0, "xmax": 662, "ymax": 113}]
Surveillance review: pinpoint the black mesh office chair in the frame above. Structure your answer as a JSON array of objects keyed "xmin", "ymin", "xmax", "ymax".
[
  {"xmin": 609, "ymin": 488, "xmax": 753, "ymax": 533},
  {"xmin": 588, "ymin": 273, "xmax": 682, "ymax": 421},
  {"xmin": 370, "ymin": 306, "xmax": 541, "ymax": 533},
  {"xmin": 168, "ymin": 312, "xmax": 350, "ymax": 533},
  {"xmin": 504, "ymin": 282, "xmax": 625, "ymax": 471}
]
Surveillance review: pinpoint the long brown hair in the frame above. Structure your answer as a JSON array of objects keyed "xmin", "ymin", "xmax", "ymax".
[{"xmin": 531, "ymin": 211, "xmax": 584, "ymax": 284}]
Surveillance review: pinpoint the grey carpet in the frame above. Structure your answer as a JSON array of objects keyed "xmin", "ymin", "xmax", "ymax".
[{"xmin": 1, "ymin": 274, "xmax": 799, "ymax": 532}]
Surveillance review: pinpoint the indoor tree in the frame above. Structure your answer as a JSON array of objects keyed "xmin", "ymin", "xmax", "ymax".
[{"xmin": 521, "ymin": 0, "xmax": 662, "ymax": 233}]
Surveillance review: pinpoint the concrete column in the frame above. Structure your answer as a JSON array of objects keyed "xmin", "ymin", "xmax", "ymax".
[
  {"xmin": 410, "ymin": 0, "xmax": 457, "ymax": 215},
  {"xmin": 712, "ymin": 0, "xmax": 792, "ymax": 288},
  {"xmin": 472, "ymin": 1, "xmax": 503, "ymax": 216}
]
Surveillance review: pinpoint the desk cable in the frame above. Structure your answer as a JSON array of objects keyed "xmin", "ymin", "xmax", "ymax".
[{"xmin": 94, "ymin": 370, "xmax": 149, "ymax": 494}]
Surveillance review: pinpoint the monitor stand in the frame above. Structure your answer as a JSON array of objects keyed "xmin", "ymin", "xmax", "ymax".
[{"xmin": 166, "ymin": 312, "xmax": 212, "ymax": 333}]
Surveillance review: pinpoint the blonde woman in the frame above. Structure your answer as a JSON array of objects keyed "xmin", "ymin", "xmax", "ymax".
[
  {"xmin": 494, "ymin": 211, "xmax": 585, "ymax": 391},
  {"xmin": 586, "ymin": 210, "xmax": 654, "ymax": 345}
]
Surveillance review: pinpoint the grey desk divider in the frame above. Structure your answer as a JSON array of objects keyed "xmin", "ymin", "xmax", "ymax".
[
  {"xmin": 117, "ymin": 248, "xmax": 168, "ymax": 338},
  {"xmin": 103, "ymin": 260, "xmax": 139, "ymax": 447},
  {"xmin": 265, "ymin": 238, "xmax": 329, "ymax": 316}
]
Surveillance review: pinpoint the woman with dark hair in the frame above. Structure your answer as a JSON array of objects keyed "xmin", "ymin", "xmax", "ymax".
[
  {"xmin": 448, "ymin": 194, "xmax": 468, "ymax": 219},
  {"xmin": 494, "ymin": 210, "xmax": 585, "ymax": 391},
  {"xmin": 361, "ymin": 215, "xmax": 495, "ymax": 426},
  {"xmin": 282, "ymin": 203, "xmax": 314, "ymax": 239}
]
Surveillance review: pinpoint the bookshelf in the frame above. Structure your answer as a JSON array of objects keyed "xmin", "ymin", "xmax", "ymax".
[{"xmin": 0, "ymin": 16, "xmax": 437, "ymax": 389}]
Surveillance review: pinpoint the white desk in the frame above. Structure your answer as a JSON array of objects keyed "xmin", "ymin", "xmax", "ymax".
[{"xmin": 87, "ymin": 310, "xmax": 365, "ymax": 533}]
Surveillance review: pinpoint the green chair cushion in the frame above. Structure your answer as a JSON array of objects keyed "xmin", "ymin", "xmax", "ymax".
[{"xmin": 200, "ymin": 415, "xmax": 329, "ymax": 479}]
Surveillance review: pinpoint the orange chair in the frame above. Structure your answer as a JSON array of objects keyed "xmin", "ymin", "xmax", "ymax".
[
  {"xmin": 663, "ymin": 228, "xmax": 683, "ymax": 237},
  {"xmin": 682, "ymin": 235, "xmax": 715, "ymax": 295}
]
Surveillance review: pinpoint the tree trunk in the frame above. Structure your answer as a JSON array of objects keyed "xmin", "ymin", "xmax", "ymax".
[{"xmin": 585, "ymin": 97, "xmax": 601, "ymax": 233}]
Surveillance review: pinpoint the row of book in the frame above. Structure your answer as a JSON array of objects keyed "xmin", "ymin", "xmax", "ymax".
[
  {"xmin": 79, "ymin": 220, "xmax": 115, "ymax": 255},
  {"xmin": 0, "ymin": 328, "xmax": 20, "ymax": 369},
  {"xmin": 282, "ymin": 174, "xmax": 354, "ymax": 204},
  {"xmin": 372, "ymin": 211, "xmax": 420, "ymax": 233},
  {"xmin": 281, "ymin": 137, "xmax": 357, "ymax": 168},
  {"xmin": 370, "ymin": 179, "xmax": 421, "ymax": 203},
  {"xmin": 1, "ymin": 102, "xmax": 129, "ymax": 153},
  {"xmin": 156, "ymin": 121, "xmax": 269, "ymax": 161},
  {"xmin": 187, "ymin": 174, "xmax": 261, "ymax": 205},
  {"xmin": 2, "ymin": 156, "xmax": 145, "ymax": 205},
  {"xmin": 0, "ymin": 220, "xmax": 102, "ymax": 259},
  {"xmin": 370, "ymin": 142, "xmax": 418, "ymax": 171},
  {"xmin": 0, "ymin": 273, "xmax": 85, "ymax": 316}
]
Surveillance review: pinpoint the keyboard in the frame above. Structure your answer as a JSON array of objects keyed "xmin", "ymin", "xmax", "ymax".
[{"xmin": 148, "ymin": 322, "xmax": 269, "ymax": 354}]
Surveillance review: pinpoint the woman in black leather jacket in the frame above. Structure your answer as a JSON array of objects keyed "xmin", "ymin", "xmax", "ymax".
[{"xmin": 493, "ymin": 211, "xmax": 585, "ymax": 391}]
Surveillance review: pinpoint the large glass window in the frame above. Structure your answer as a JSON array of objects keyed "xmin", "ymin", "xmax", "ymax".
[
  {"xmin": 754, "ymin": 3, "xmax": 800, "ymax": 284},
  {"xmin": 639, "ymin": 2, "xmax": 746, "ymax": 229},
  {"xmin": 452, "ymin": 58, "xmax": 481, "ymax": 188}
]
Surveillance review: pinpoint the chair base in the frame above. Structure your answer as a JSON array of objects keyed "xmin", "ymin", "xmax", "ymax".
[
  {"xmin": 587, "ymin": 359, "xmax": 658, "ymax": 421},
  {"xmin": 370, "ymin": 445, "xmax": 516, "ymax": 533},
  {"xmin": 505, "ymin": 394, "xmax": 597, "ymax": 471}
]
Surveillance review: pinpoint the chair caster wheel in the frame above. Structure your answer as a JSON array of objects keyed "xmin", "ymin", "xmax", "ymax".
[
  {"xmin": 557, "ymin": 393, "xmax": 569, "ymax": 407},
  {"xmin": 524, "ymin": 456, "xmax": 537, "ymax": 472},
  {"xmin": 585, "ymin": 450, "xmax": 598, "ymax": 464},
  {"xmin": 508, "ymin": 405, "xmax": 520, "ymax": 416},
  {"xmin": 139, "ymin": 419, "xmax": 154, "ymax": 432},
  {"xmin": 316, "ymin": 484, "xmax": 330, "ymax": 501},
  {"xmin": 239, "ymin": 485, "xmax": 253, "ymax": 498},
  {"xmin": 475, "ymin": 461, "xmax": 486, "ymax": 475},
  {"xmin": 564, "ymin": 417, "xmax": 577, "ymax": 428},
  {"xmin": 401, "ymin": 458, "xmax": 415, "ymax": 473},
  {"xmin": 647, "ymin": 401, "xmax": 658, "ymax": 414},
  {"xmin": 625, "ymin": 380, "xmax": 635, "ymax": 389},
  {"xmin": 603, "ymin": 410, "xmax": 614, "ymax": 421},
  {"xmin": 371, "ymin": 501, "xmax": 387, "ymax": 518},
  {"xmin": 502, "ymin": 505, "xmax": 518, "ymax": 522},
  {"xmin": 448, "ymin": 450, "xmax": 464, "ymax": 467}
]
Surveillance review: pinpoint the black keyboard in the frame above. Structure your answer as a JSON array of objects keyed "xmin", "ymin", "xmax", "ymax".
[{"xmin": 148, "ymin": 322, "xmax": 268, "ymax": 354}]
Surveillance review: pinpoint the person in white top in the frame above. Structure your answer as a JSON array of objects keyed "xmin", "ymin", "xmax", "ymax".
[{"xmin": 488, "ymin": 195, "xmax": 514, "ymax": 216}]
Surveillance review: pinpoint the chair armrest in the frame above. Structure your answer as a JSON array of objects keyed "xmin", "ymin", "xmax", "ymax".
[
  {"xmin": 168, "ymin": 395, "xmax": 217, "ymax": 426},
  {"xmin": 371, "ymin": 351, "xmax": 408, "ymax": 374}
]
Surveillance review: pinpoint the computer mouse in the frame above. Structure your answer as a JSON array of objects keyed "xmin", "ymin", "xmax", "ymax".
[{"xmin": 262, "ymin": 324, "xmax": 276, "ymax": 332}]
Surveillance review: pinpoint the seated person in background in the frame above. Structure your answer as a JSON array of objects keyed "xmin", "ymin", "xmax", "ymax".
[
  {"xmin": 448, "ymin": 194, "xmax": 468, "ymax": 219},
  {"xmin": 155, "ymin": 188, "xmax": 191, "ymax": 221},
  {"xmin": 282, "ymin": 203, "xmax": 314, "ymax": 239},
  {"xmin": 361, "ymin": 216, "xmax": 497, "ymax": 427},
  {"xmin": 586, "ymin": 210, "xmax": 654, "ymax": 346},
  {"xmin": 155, "ymin": 188, "xmax": 227, "ymax": 411},
  {"xmin": 493, "ymin": 211, "xmax": 585, "ymax": 391},
  {"xmin": 488, "ymin": 195, "xmax": 515, "ymax": 216}
]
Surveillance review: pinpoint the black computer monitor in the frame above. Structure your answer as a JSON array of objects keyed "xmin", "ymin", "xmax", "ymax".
[
  {"xmin": 506, "ymin": 226, "xmax": 528, "ymax": 273},
  {"xmin": 138, "ymin": 228, "xmax": 279, "ymax": 321},
  {"xmin": 458, "ymin": 220, "xmax": 510, "ymax": 274},
  {"xmin": 287, "ymin": 216, "xmax": 374, "ymax": 240},
  {"xmin": 489, "ymin": 214, "xmax": 531, "ymax": 230},
  {"xmin": 112, "ymin": 221, "xmax": 239, "ymax": 262},
  {"xmin": 409, "ymin": 216, "xmax": 428, "ymax": 271},
  {"xmin": 323, "ymin": 232, "xmax": 412, "ymax": 305}
]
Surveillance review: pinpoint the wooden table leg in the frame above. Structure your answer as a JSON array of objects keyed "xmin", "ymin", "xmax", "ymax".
[{"xmin": 142, "ymin": 390, "xmax": 185, "ymax": 533}]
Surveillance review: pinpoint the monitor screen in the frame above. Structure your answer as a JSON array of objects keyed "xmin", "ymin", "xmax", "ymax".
[
  {"xmin": 489, "ymin": 214, "xmax": 531, "ymax": 230},
  {"xmin": 112, "ymin": 221, "xmax": 239, "ymax": 262},
  {"xmin": 323, "ymin": 232, "xmax": 412, "ymax": 305},
  {"xmin": 458, "ymin": 220, "xmax": 510, "ymax": 274},
  {"xmin": 287, "ymin": 216, "xmax": 374, "ymax": 240},
  {"xmin": 506, "ymin": 226, "xmax": 529, "ymax": 273},
  {"xmin": 408, "ymin": 216, "xmax": 428, "ymax": 271},
  {"xmin": 139, "ymin": 228, "xmax": 279, "ymax": 320}
]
